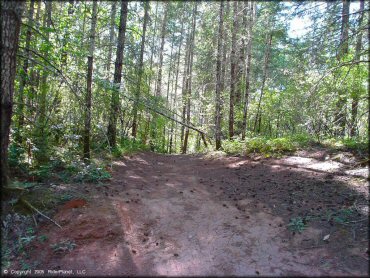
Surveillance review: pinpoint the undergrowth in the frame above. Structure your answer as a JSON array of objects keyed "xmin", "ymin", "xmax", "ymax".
[
  {"xmin": 111, "ymin": 137, "xmax": 150, "ymax": 157},
  {"xmin": 220, "ymin": 134, "xmax": 367, "ymax": 158},
  {"xmin": 222, "ymin": 134, "xmax": 313, "ymax": 157}
]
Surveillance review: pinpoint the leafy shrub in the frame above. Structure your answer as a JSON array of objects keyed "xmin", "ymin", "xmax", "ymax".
[
  {"xmin": 113, "ymin": 138, "xmax": 150, "ymax": 157},
  {"xmin": 29, "ymin": 164, "xmax": 53, "ymax": 180},
  {"xmin": 322, "ymin": 137, "xmax": 368, "ymax": 154},
  {"xmin": 9, "ymin": 144, "xmax": 26, "ymax": 168},
  {"xmin": 222, "ymin": 139, "xmax": 245, "ymax": 154},
  {"xmin": 73, "ymin": 164, "xmax": 111, "ymax": 183},
  {"xmin": 222, "ymin": 134, "xmax": 317, "ymax": 157}
]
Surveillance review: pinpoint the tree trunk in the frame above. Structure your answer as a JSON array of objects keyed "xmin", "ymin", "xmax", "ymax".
[
  {"xmin": 155, "ymin": 3, "xmax": 168, "ymax": 97},
  {"xmin": 83, "ymin": 1, "xmax": 98, "ymax": 161},
  {"xmin": 350, "ymin": 0, "xmax": 364, "ymax": 137},
  {"xmin": 215, "ymin": 1, "xmax": 225, "ymax": 150},
  {"xmin": 148, "ymin": 2, "xmax": 159, "ymax": 91},
  {"xmin": 1, "ymin": 1, "xmax": 24, "ymax": 187},
  {"xmin": 107, "ymin": 1, "xmax": 128, "ymax": 148},
  {"xmin": 16, "ymin": 0, "xmax": 34, "ymax": 144},
  {"xmin": 182, "ymin": 3, "xmax": 197, "ymax": 154},
  {"xmin": 220, "ymin": 1, "xmax": 229, "ymax": 93},
  {"xmin": 106, "ymin": 2, "xmax": 117, "ymax": 77},
  {"xmin": 169, "ymin": 16, "xmax": 185, "ymax": 154},
  {"xmin": 132, "ymin": 2, "xmax": 149, "ymax": 138},
  {"xmin": 28, "ymin": 0, "xmax": 41, "ymax": 117},
  {"xmin": 180, "ymin": 26, "xmax": 191, "ymax": 148},
  {"xmin": 229, "ymin": 1, "xmax": 238, "ymax": 139},
  {"xmin": 35, "ymin": 0, "xmax": 52, "ymax": 165},
  {"xmin": 236, "ymin": 1, "xmax": 246, "ymax": 106},
  {"xmin": 253, "ymin": 32, "xmax": 272, "ymax": 133},
  {"xmin": 335, "ymin": 0, "xmax": 350, "ymax": 137},
  {"xmin": 241, "ymin": 1, "xmax": 255, "ymax": 140},
  {"xmin": 163, "ymin": 33, "xmax": 175, "ymax": 150}
]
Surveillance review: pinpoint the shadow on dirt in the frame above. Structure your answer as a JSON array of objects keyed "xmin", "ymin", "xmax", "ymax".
[{"xmin": 18, "ymin": 152, "xmax": 368, "ymax": 276}]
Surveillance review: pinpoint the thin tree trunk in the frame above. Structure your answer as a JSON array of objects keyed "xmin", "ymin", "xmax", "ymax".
[
  {"xmin": 28, "ymin": 0, "xmax": 41, "ymax": 117},
  {"xmin": 350, "ymin": 0, "xmax": 364, "ymax": 137},
  {"xmin": 35, "ymin": 0, "xmax": 52, "ymax": 165},
  {"xmin": 335, "ymin": 0, "xmax": 350, "ymax": 137},
  {"xmin": 180, "ymin": 27, "xmax": 191, "ymax": 148},
  {"xmin": 241, "ymin": 1, "xmax": 255, "ymax": 140},
  {"xmin": 155, "ymin": 3, "xmax": 168, "ymax": 97},
  {"xmin": 163, "ymin": 33, "xmax": 175, "ymax": 150},
  {"xmin": 148, "ymin": 2, "xmax": 159, "ymax": 91},
  {"xmin": 16, "ymin": 0, "xmax": 34, "ymax": 144},
  {"xmin": 83, "ymin": 1, "xmax": 98, "ymax": 161},
  {"xmin": 132, "ymin": 2, "xmax": 149, "ymax": 138},
  {"xmin": 220, "ymin": 1, "xmax": 229, "ymax": 93},
  {"xmin": 215, "ymin": 1, "xmax": 225, "ymax": 150},
  {"xmin": 229, "ymin": 1, "xmax": 238, "ymax": 139},
  {"xmin": 107, "ymin": 1, "xmax": 128, "ymax": 147},
  {"xmin": 1, "ymin": 1, "xmax": 24, "ymax": 187},
  {"xmin": 169, "ymin": 16, "xmax": 185, "ymax": 154},
  {"xmin": 253, "ymin": 32, "xmax": 272, "ymax": 133},
  {"xmin": 182, "ymin": 3, "xmax": 197, "ymax": 154},
  {"xmin": 236, "ymin": 1, "xmax": 246, "ymax": 106},
  {"xmin": 106, "ymin": 2, "xmax": 117, "ymax": 76}
]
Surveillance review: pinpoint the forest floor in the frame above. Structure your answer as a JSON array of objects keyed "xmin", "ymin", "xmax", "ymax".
[{"xmin": 10, "ymin": 148, "xmax": 369, "ymax": 276}]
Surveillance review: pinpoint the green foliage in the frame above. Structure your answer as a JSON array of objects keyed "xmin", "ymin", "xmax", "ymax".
[
  {"xmin": 38, "ymin": 235, "xmax": 48, "ymax": 243},
  {"xmin": 113, "ymin": 138, "xmax": 150, "ymax": 157},
  {"xmin": 1, "ymin": 247, "xmax": 11, "ymax": 269},
  {"xmin": 8, "ymin": 143, "xmax": 26, "ymax": 168},
  {"xmin": 11, "ymin": 181, "xmax": 37, "ymax": 189},
  {"xmin": 59, "ymin": 194, "xmax": 73, "ymax": 202},
  {"xmin": 18, "ymin": 227, "xmax": 36, "ymax": 252},
  {"xmin": 325, "ymin": 208, "xmax": 354, "ymax": 224},
  {"xmin": 29, "ymin": 164, "xmax": 53, "ymax": 180},
  {"xmin": 288, "ymin": 217, "xmax": 307, "ymax": 233},
  {"xmin": 322, "ymin": 137, "xmax": 368, "ymax": 154},
  {"xmin": 51, "ymin": 239, "xmax": 77, "ymax": 253},
  {"xmin": 75, "ymin": 164, "xmax": 111, "ymax": 183},
  {"xmin": 60, "ymin": 161, "xmax": 111, "ymax": 183},
  {"xmin": 222, "ymin": 134, "xmax": 315, "ymax": 157}
]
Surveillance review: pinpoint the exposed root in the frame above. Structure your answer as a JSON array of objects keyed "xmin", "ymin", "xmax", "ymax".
[{"xmin": 19, "ymin": 197, "xmax": 62, "ymax": 229}]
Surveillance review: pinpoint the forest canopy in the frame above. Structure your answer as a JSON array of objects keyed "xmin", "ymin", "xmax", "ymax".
[{"xmin": 1, "ymin": 0, "xmax": 369, "ymax": 186}]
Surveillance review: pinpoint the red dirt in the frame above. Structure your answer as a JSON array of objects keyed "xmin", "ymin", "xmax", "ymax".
[
  {"xmin": 61, "ymin": 199, "xmax": 87, "ymax": 210},
  {"xmin": 24, "ymin": 152, "xmax": 368, "ymax": 276}
]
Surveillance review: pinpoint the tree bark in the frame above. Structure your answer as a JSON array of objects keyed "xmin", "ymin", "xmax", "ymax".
[
  {"xmin": 350, "ymin": 0, "xmax": 364, "ymax": 137},
  {"xmin": 253, "ymin": 32, "xmax": 272, "ymax": 133},
  {"xmin": 182, "ymin": 3, "xmax": 197, "ymax": 154},
  {"xmin": 169, "ymin": 16, "xmax": 185, "ymax": 154},
  {"xmin": 180, "ymin": 24, "xmax": 191, "ymax": 148},
  {"xmin": 229, "ymin": 1, "xmax": 238, "ymax": 139},
  {"xmin": 215, "ymin": 1, "xmax": 225, "ymax": 150},
  {"xmin": 16, "ymin": 0, "xmax": 34, "ymax": 144},
  {"xmin": 107, "ymin": 0, "xmax": 128, "ymax": 148},
  {"xmin": 148, "ymin": 2, "xmax": 159, "ymax": 91},
  {"xmin": 241, "ymin": 1, "xmax": 255, "ymax": 140},
  {"xmin": 335, "ymin": 0, "xmax": 350, "ymax": 137},
  {"xmin": 132, "ymin": 2, "xmax": 149, "ymax": 138},
  {"xmin": 155, "ymin": 3, "xmax": 168, "ymax": 97},
  {"xmin": 220, "ymin": 1, "xmax": 229, "ymax": 93},
  {"xmin": 106, "ymin": 2, "xmax": 117, "ymax": 77},
  {"xmin": 83, "ymin": 1, "xmax": 98, "ymax": 161},
  {"xmin": 1, "ymin": 1, "xmax": 24, "ymax": 187},
  {"xmin": 34, "ymin": 0, "xmax": 52, "ymax": 165}
]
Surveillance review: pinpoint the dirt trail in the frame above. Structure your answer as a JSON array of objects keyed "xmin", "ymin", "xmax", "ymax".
[{"xmin": 27, "ymin": 152, "xmax": 368, "ymax": 276}]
